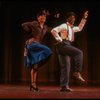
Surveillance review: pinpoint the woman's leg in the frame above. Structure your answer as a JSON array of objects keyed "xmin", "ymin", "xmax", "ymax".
[{"xmin": 30, "ymin": 64, "xmax": 39, "ymax": 91}]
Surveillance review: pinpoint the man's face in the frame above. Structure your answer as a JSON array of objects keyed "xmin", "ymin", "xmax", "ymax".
[
  {"xmin": 37, "ymin": 15, "xmax": 46, "ymax": 23},
  {"xmin": 67, "ymin": 15, "xmax": 76, "ymax": 25}
]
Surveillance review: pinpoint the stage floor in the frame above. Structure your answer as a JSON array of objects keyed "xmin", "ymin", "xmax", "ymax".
[{"xmin": 0, "ymin": 84, "xmax": 100, "ymax": 99}]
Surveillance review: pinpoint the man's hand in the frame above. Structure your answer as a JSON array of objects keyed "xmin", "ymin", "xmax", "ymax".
[
  {"xmin": 54, "ymin": 38, "xmax": 62, "ymax": 45},
  {"xmin": 83, "ymin": 11, "xmax": 89, "ymax": 19}
]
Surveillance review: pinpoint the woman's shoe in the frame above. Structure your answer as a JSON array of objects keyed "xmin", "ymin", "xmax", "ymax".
[{"xmin": 30, "ymin": 85, "xmax": 39, "ymax": 91}]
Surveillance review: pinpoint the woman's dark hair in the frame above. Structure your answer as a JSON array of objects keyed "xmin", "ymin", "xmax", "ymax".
[{"xmin": 37, "ymin": 11, "xmax": 46, "ymax": 18}]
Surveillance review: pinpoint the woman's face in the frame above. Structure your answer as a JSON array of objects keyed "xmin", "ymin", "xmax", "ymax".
[{"xmin": 37, "ymin": 15, "xmax": 46, "ymax": 23}]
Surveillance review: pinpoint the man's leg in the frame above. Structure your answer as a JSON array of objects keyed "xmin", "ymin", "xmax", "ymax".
[
  {"xmin": 57, "ymin": 42, "xmax": 85, "ymax": 82},
  {"xmin": 57, "ymin": 54, "xmax": 72, "ymax": 92}
]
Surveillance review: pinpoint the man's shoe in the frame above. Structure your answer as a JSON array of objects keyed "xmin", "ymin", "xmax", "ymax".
[
  {"xmin": 73, "ymin": 72, "xmax": 85, "ymax": 82},
  {"xmin": 60, "ymin": 87, "xmax": 73, "ymax": 92}
]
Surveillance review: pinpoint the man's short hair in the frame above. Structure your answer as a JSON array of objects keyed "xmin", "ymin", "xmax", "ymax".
[{"xmin": 66, "ymin": 12, "xmax": 76, "ymax": 19}]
